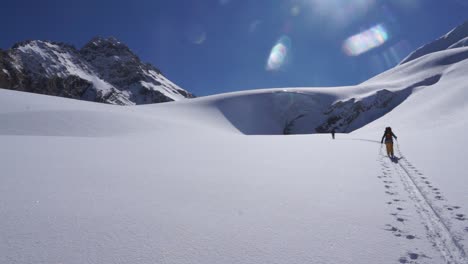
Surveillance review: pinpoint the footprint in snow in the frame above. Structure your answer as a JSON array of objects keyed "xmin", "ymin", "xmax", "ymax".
[
  {"xmin": 408, "ymin": 253, "xmax": 419, "ymax": 260},
  {"xmin": 399, "ymin": 252, "xmax": 422, "ymax": 263},
  {"xmin": 399, "ymin": 257, "xmax": 408, "ymax": 263},
  {"xmin": 456, "ymin": 214, "xmax": 466, "ymax": 221},
  {"xmin": 464, "ymin": 227, "xmax": 468, "ymax": 232},
  {"xmin": 435, "ymin": 195, "xmax": 444, "ymax": 200},
  {"xmin": 385, "ymin": 225, "xmax": 400, "ymax": 232},
  {"xmin": 445, "ymin": 205, "xmax": 461, "ymax": 211},
  {"xmin": 386, "ymin": 223, "xmax": 415, "ymax": 240},
  {"xmin": 385, "ymin": 225, "xmax": 405, "ymax": 238},
  {"xmin": 397, "ymin": 207, "xmax": 404, "ymax": 211}
]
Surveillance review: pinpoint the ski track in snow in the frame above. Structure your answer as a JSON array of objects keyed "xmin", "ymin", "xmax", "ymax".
[{"xmin": 378, "ymin": 143, "xmax": 467, "ymax": 264}]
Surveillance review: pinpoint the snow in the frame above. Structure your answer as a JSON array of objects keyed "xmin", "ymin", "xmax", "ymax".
[
  {"xmin": 2, "ymin": 69, "xmax": 9, "ymax": 76},
  {"xmin": 400, "ymin": 20, "xmax": 468, "ymax": 65},
  {"xmin": 2, "ymin": 30, "xmax": 468, "ymax": 264},
  {"xmin": 17, "ymin": 41, "xmax": 50, "ymax": 61},
  {"xmin": 144, "ymin": 69, "xmax": 186, "ymax": 100},
  {"xmin": 140, "ymin": 80, "xmax": 184, "ymax": 101},
  {"xmin": 449, "ymin": 37, "xmax": 468, "ymax": 49}
]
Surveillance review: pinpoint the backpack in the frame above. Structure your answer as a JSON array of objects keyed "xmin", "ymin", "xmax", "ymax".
[
  {"xmin": 385, "ymin": 132, "xmax": 392, "ymax": 140},
  {"xmin": 385, "ymin": 128, "xmax": 393, "ymax": 140}
]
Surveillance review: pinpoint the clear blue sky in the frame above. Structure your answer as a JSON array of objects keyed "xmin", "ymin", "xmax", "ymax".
[{"xmin": 1, "ymin": 0, "xmax": 467, "ymax": 96}]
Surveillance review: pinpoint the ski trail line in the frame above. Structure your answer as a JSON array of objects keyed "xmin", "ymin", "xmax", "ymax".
[{"xmin": 389, "ymin": 142, "xmax": 467, "ymax": 264}]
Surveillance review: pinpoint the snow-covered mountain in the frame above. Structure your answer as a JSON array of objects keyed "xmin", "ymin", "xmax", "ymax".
[
  {"xmin": 400, "ymin": 20, "xmax": 468, "ymax": 64},
  {"xmin": 0, "ymin": 37, "xmax": 194, "ymax": 105},
  {"xmin": 1, "ymin": 22, "xmax": 468, "ymax": 264}
]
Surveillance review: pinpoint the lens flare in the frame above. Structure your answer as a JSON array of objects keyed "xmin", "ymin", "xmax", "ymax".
[
  {"xmin": 266, "ymin": 36, "xmax": 291, "ymax": 71},
  {"xmin": 343, "ymin": 24, "xmax": 389, "ymax": 56}
]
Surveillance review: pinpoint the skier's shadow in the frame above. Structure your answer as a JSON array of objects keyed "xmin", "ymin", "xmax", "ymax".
[{"xmin": 390, "ymin": 156, "xmax": 401, "ymax": 163}]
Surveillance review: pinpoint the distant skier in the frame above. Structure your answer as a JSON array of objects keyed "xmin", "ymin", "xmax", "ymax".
[
  {"xmin": 381, "ymin": 127, "xmax": 398, "ymax": 158},
  {"xmin": 331, "ymin": 128, "xmax": 336, "ymax": 140}
]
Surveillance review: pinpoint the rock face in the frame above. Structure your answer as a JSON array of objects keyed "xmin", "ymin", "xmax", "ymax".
[
  {"xmin": 315, "ymin": 89, "xmax": 400, "ymax": 133},
  {"xmin": 0, "ymin": 37, "xmax": 194, "ymax": 105}
]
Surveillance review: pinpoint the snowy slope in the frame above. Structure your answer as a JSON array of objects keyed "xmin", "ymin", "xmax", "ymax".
[
  {"xmin": 400, "ymin": 20, "xmax": 468, "ymax": 64},
  {"xmin": 2, "ymin": 25, "xmax": 468, "ymax": 264},
  {"xmin": 0, "ymin": 38, "xmax": 193, "ymax": 105}
]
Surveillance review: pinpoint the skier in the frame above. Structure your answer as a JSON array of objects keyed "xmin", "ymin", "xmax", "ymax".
[
  {"xmin": 381, "ymin": 127, "xmax": 397, "ymax": 158},
  {"xmin": 331, "ymin": 128, "xmax": 336, "ymax": 140}
]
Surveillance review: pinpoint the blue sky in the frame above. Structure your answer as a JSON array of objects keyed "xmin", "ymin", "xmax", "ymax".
[{"xmin": 1, "ymin": 0, "xmax": 468, "ymax": 96}]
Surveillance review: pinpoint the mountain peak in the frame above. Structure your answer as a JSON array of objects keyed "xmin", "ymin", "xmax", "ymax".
[
  {"xmin": 84, "ymin": 36, "xmax": 129, "ymax": 51},
  {"xmin": 1, "ymin": 37, "xmax": 194, "ymax": 105}
]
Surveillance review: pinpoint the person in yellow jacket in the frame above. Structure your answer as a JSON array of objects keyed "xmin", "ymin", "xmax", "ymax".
[{"xmin": 381, "ymin": 127, "xmax": 398, "ymax": 158}]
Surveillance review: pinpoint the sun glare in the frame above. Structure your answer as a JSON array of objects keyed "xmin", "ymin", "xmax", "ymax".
[
  {"xmin": 343, "ymin": 24, "xmax": 390, "ymax": 56},
  {"xmin": 266, "ymin": 36, "xmax": 292, "ymax": 71}
]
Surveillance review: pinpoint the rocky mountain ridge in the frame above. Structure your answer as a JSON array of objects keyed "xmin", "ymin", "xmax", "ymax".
[{"xmin": 0, "ymin": 37, "xmax": 194, "ymax": 105}]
